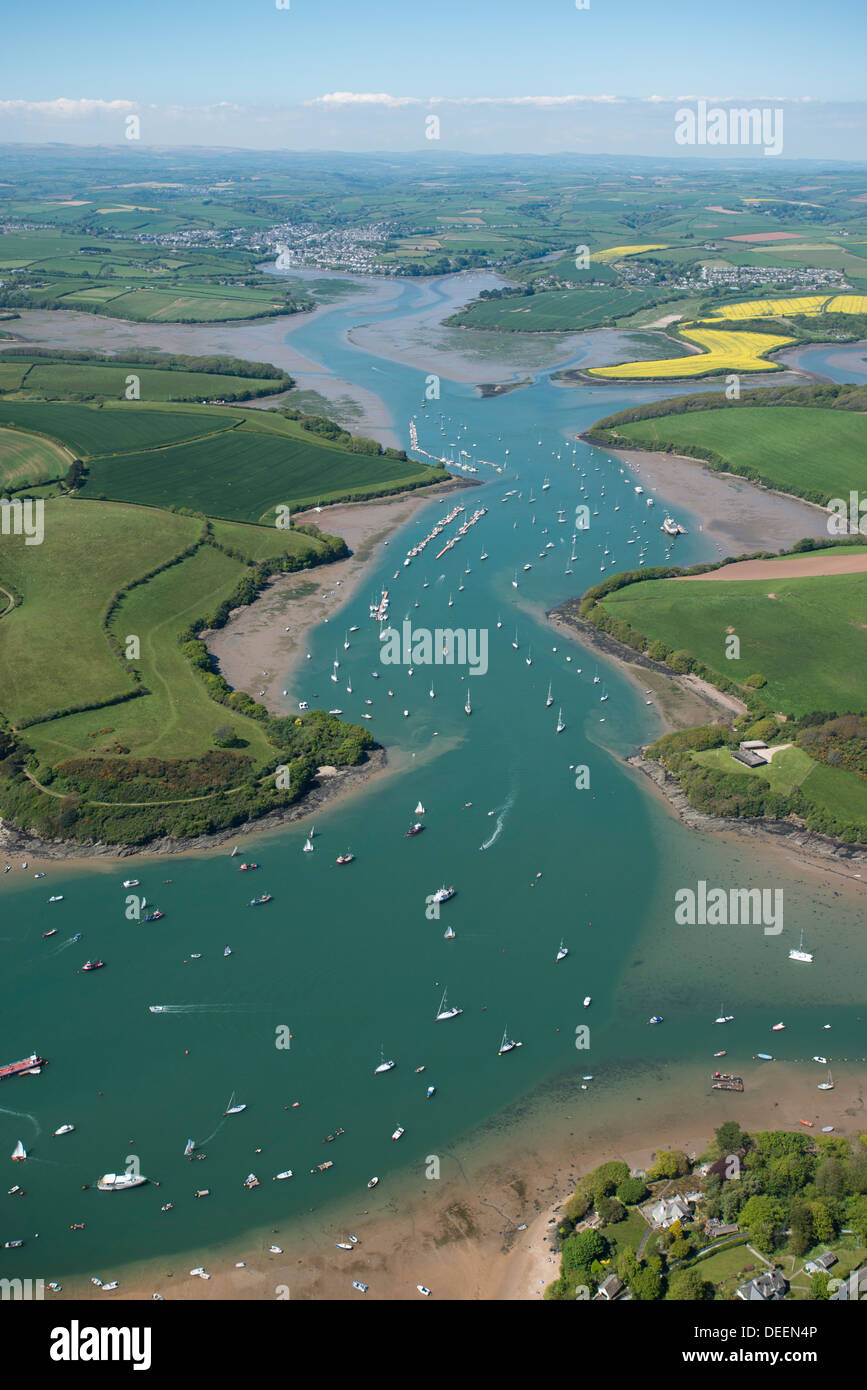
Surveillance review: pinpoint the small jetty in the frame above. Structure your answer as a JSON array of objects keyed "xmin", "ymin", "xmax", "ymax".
[{"xmin": 711, "ymin": 1072, "xmax": 744, "ymax": 1092}]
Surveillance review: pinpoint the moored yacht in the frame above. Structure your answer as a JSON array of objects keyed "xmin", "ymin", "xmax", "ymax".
[{"xmin": 435, "ymin": 988, "xmax": 462, "ymax": 1022}]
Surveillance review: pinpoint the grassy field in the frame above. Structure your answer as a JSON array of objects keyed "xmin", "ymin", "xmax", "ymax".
[
  {"xmin": 451, "ymin": 286, "xmax": 667, "ymax": 332},
  {"xmin": 599, "ymin": 559, "xmax": 867, "ymax": 715},
  {"xmin": 2, "ymin": 359, "xmax": 286, "ymax": 403},
  {"xmin": 614, "ymin": 406, "xmax": 867, "ymax": 502},
  {"xmin": 0, "ymin": 424, "xmax": 72, "ymax": 488},
  {"xmin": 693, "ymin": 746, "xmax": 867, "ymax": 834},
  {"xmin": 588, "ymin": 326, "xmax": 793, "ymax": 379},
  {"xmin": 0, "ymin": 500, "xmax": 202, "ymax": 726},
  {"xmin": 209, "ymin": 517, "xmax": 328, "ymax": 562}
]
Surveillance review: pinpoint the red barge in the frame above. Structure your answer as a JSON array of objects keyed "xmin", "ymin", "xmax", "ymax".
[{"xmin": 0, "ymin": 1053, "xmax": 46, "ymax": 1080}]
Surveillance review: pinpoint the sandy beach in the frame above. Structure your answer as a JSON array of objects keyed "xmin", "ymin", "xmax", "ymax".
[
  {"xmin": 55, "ymin": 1061, "xmax": 865, "ymax": 1303},
  {"xmin": 206, "ymin": 479, "xmax": 471, "ymax": 716},
  {"xmin": 586, "ymin": 443, "xmax": 832, "ymax": 557}
]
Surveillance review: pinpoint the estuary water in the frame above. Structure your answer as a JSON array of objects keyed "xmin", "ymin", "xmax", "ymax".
[{"xmin": 1, "ymin": 274, "xmax": 865, "ymax": 1286}]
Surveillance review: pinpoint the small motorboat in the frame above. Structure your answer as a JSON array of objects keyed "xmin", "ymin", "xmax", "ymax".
[
  {"xmin": 53, "ymin": 1124, "xmax": 75, "ymax": 1136},
  {"xmin": 367, "ymin": 1176, "xmax": 379, "ymax": 1189},
  {"xmin": 274, "ymin": 1171, "xmax": 293, "ymax": 1181},
  {"xmin": 812, "ymin": 1056, "xmax": 828, "ymax": 1065},
  {"xmin": 243, "ymin": 1173, "xmax": 260, "ymax": 1189},
  {"xmin": 335, "ymin": 853, "xmax": 355, "ymax": 865},
  {"xmin": 42, "ymin": 929, "xmax": 57, "ymax": 939},
  {"xmin": 647, "ymin": 1015, "xmax": 663, "ymax": 1025},
  {"xmin": 4, "ymin": 1240, "xmax": 23, "ymax": 1249},
  {"xmin": 391, "ymin": 1125, "xmax": 405, "ymax": 1141},
  {"xmin": 406, "ymin": 823, "xmax": 425, "ymax": 837},
  {"xmin": 426, "ymin": 1085, "xmax": 436, "ymax": 1099},
  {"xmin": 336, "ymin": 1241, "xmax": 353, "ymax": 1251},
  {"xmin": 268, "ymin": 1244, "xmax": 283, "ymax": 1254},
  {"xmin": 238, "ymin": 863, "xmax": 259, "ymax": 872},
  {"xmin": 122, "ymin": 879, "xmax": 139, "ymax": 888},
  {"xmin": 756, "ymin": 1053, "xmax": 774, "ymax": 1061},
  {"xmin": 583, "ymin": 996, "xmax": 591, "ymax": 1008},
  {"xmin": 713, "ymin": 1051, "xmax": 727, "ymax": 1059},
  {"xmin": 80, "ymin": 960, "xmax": 104, "ymax": 971},
  {"xmin": 102, "ymin": 1281, "xmax": 119, "ymax": 1291},
  {"xmin": 352, "ymin": 1281, "xmax": 368, "ymax": 1293},
  {"xmin": 71, "ymin": 933, "xmax": 81, "ymax": 943},
  {"xmin": 142, "ymin": 910, "xmax": 164, "ymax": 922},
  {"xmin": 417, "ymin": 1285, "xmax": 432, "ymax": 1297},
  {"xmin": 47, "ymin": 895, "xmax": 64, "ymax": 903},
  {"xmin": 771, "ymin": 1021, "xmax": 786, "ymax": 1031},
  {"xmin": 248, "ymin": 894, "xmax": 272, "ymax": 906}
]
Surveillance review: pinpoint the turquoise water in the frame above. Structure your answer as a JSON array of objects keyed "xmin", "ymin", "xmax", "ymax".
[{"xmin": 1, "ymin": 278, "xmax": 865, "ymax": 1283}]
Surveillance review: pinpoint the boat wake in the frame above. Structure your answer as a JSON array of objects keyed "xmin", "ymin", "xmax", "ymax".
[
  {"xmin": 0, "ymin": 1106, "xmax": 41, "ymax": 1138},
  {"xmin": 146, "ymin": 1003, "xmax": 270, "ymax": 1014},
  {"xmin": 480, "ymin": 788, "xmax": 516, "ymax": 851}
]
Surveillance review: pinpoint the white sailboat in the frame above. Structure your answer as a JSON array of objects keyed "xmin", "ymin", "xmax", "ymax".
[
  {"xmin": 512, "ymin": 629, "xmax": 519, "ymax": 650},
  {"xmin": 414, "ymin": 801, "xmax": 425, "ymax": 816},
  {"xmin": 498, "ymin": 1028, "xmax": 523, "ymax": 1055},
  {"xmin": 546, "ymin": 682, "xmax": 554, "ymax": 707},
  {"xmin": 555, "ymin": 708, "xmax": 566, "ymax": 734},
  {"xmin": 599, "ymin": 685, "xmax": 609, "ymax": 703},
  {"xmin": 555, "ymin": 940, "xmax": 568, "ymax": 963},
  {"xmin": 525, "ymin": 646, "xmax": 533, "ymax": 667},
  {"xmin": 788, "ymin": 930, "xmax": 814, "ymax": 963},
  {"xmin": 184, "ymin": 1139, "xmax": 195, "ymax": 1157},
  {"xmin": 818, "ymin": 1070, "xmax": 835, "ymax": 1091},
  {"xmin": 374, "ymin": 1047, "xmax": 395, "ymax": 1075},
  {"xmin": 435, "ymin": 988, "xmax": 463, "ymax": 1022},
  {"xmin": 429, "ymin": 682, "xmax": 435, "ymax": 699},
  {"xmin": 512, "ymin": 571, "xmax": 518, "ymax": 588},
  {"xmin": 593, "ymin": 667, "xmax": 601, "ymax": 685},
  {"xmin": 464, "ymin": 689, "xmax": 472, "ymax": 716},
  {"xmin": 11, "ymin": 1140, "xmax": 26, "ymax": 1161}
]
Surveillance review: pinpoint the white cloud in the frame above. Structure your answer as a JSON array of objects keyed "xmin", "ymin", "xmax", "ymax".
[
  {"xmin": 0, "ymin": 98, "xmax": 137, "ymax": 118},
  {"xmin": 306, "ymin": 92, "xmax": 421, "ymax": 107}
]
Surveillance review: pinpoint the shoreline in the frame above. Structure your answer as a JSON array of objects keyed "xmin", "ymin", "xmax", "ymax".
[
  {"xmin": 577, "ymin": 440, "xmax": 833, "ymax": 557},
  {"xmin": 206, "ymin": 477, "xmax": 472, "ymax": 718},
  {"xmin": 0, "ymin": 476, "xmax": 467, "ymax": 872},
  {"xmin": 52, "ymin": 1061, "xmax": 867, "ymax": 1302},
  {"xmin": 546, "ymin": 605, "xmax": 867, "ymax": 869}
]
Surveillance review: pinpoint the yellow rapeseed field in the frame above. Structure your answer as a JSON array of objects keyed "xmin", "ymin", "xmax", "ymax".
[
  {"xmin": 588, "ymin": 326, "xmax": 793, "ymax": 380},
  {"xmin": 591, "ymin": 243, "xmax": 668, "ymax": 263},
  {"xmin": 826, "ymin": 295, "xmax": 867, "ymax": 314},
  {"xmin": 704, "ymin": 296, "xmax": 830, "ymax": 320}
]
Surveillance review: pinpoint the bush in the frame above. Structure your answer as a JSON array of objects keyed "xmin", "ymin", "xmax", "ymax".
[{"xmin": 616, "ymin": 1177, "xmax": 648, "ymax": 1206}]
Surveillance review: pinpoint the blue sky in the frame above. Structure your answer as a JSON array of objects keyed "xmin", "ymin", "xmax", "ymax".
[{"xmin": 1, "ymin": 0, "xmax": 865, "ymax": 153}]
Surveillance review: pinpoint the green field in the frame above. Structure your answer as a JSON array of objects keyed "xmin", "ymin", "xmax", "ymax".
[
  {"xmin": 0, "ymin": 424, "xmax": 72, "ymax": 488},
  {"xmin": 0, "ymin": 399, "xmax": 233, "ymax": 457},
  {"xmin": 693, "ymin": 745, "xmax": 867, "ymax": 832},
  {"xmin": 81, "ymin": 421, "xmax": 442, "ymax": 521},
  {"xmin": 599, "ymin": 555, "xmax": 867, "ymax": 715},
  {"xmin": 209, "ymin": 517, "xmax": 328, "ymax": 562},
  {"xmin": 615, "ymin": 406, "xmax": 867, "ymax": 505},
  {"xmin": 1, "ymin": 358, "xmax": 286, "ymax": 403},
  {"xmin": 0, "ymin": 400, "xmax": 443, "ymax": 516},
  {"xmin": 0, "ymin": 500, "xmax": 202, "ymax": 726},
  {"xmin": 451, "ymin": 286, "xmax": 667, "ymax": 332}
]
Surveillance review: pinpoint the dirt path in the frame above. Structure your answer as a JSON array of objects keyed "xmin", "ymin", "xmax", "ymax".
[{"xmin": 678, "ymin": 552, "xmax": 867, "ymax": 581}]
